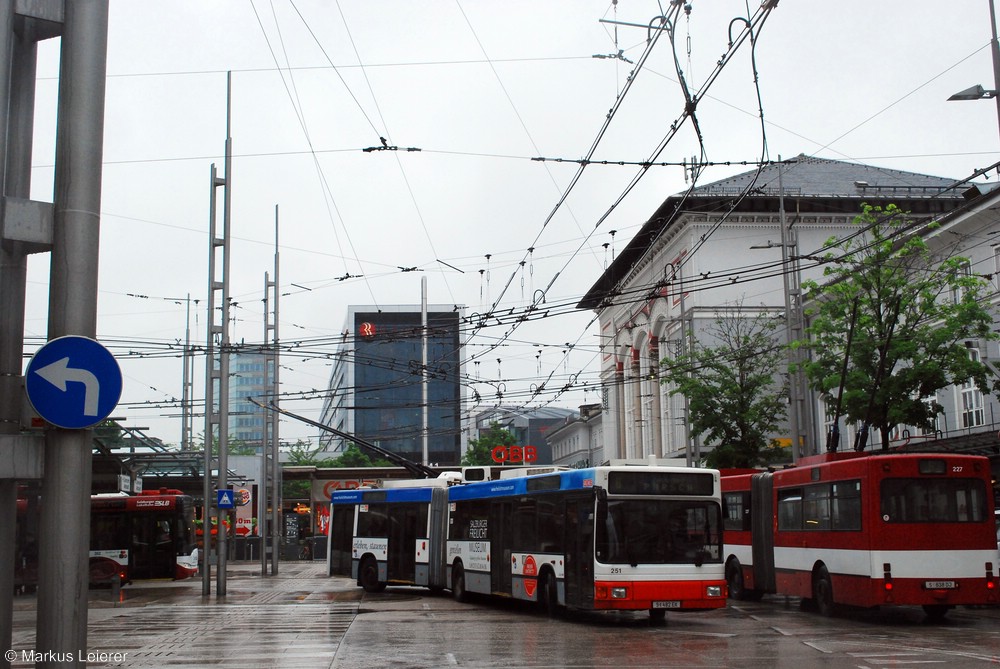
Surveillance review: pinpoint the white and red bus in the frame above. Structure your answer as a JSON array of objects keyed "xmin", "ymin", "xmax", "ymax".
[
  {"xmin": 17, "ymin": 489, "xmax": 199, "ymax": 587},
  {"xmin": 447, "ymin": 465, "xmax": 726, "ymax": 619},
  {"xmin": 90, "ymin": 490, "xmax": 199, "ymax": 582},
  {"xmin": 722, "ymin": 451, "xmax": 999, "ymax": 620}
]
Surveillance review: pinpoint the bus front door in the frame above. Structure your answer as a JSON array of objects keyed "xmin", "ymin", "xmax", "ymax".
[
  {"xmin": 564, "ymin": 496, "xmax": 595, "ymax": 608},
  {"xmin": 388, "ymin": 504, "xmax": 419, "ymax": 584}
]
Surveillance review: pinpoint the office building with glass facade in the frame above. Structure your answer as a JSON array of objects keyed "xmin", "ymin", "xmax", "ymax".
[
  {"xmin": 228, "ymin": 351, "xmax": 270, "ymax": 451},
  {"xmin": 320, "ymin": 305, "xmax": 465, "ymax": 465}
]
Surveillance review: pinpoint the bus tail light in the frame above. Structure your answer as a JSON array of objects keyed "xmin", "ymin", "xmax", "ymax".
[
  {"xmin": 883, "ymin": 563, "xmax": 894, "ymax": 599},
  {"xmin": 987, "ymin": 563, "xmax": 997, "ymax": 593}
]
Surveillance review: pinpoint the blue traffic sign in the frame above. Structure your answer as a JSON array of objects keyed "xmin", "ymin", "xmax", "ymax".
[
  {"xmin": 217, "ymin": 489, "xmax": 235, "ymax": 509},
  {"xmin": 24, "ymin": 335, "xmax": 123, "ymax": 429}
]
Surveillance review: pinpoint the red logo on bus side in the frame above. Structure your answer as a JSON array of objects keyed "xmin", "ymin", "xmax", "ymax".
[
  {"xmin": 490, "ymin": 445, "xmax": 538, "ymax": 463},
  {"xmin": 523, "ymin": 554, "xmax": 538, "ymax": 598}
]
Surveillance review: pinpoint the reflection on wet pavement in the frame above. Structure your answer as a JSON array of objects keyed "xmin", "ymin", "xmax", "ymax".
[{"xmin": 11, "ymin": 562, "xmax": 357, "ymax": 668}]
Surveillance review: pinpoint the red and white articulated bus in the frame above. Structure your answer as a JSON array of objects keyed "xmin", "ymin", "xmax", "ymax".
[{"xmin": 722, "ymin": 451, "xmax": 999, "ymax": 620}]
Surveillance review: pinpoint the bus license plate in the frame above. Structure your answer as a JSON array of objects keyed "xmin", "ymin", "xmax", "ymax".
[
  {"xmin": 924, "ymin": 580, "xmax": 957, "ymax": 589},
  {"xmin": 652, "ymin": 601, "xmax": 681, "ymax": 609}
]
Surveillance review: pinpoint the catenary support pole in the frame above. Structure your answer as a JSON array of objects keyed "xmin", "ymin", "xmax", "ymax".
[{"xmin": 422, "ymin": 276, "xmax": 429, "ymax": 465}]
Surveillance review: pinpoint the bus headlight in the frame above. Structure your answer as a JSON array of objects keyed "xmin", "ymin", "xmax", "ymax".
[
  {"xmin": 706, "ymin": 585, "xmax": 723, "ymax": 598},
  {"xmin": 611, "ymin": 587, "xmax": 628, "ymax": 599}
]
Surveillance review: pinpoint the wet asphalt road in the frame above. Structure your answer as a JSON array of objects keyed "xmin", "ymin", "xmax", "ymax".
[{"xmin": 9, "ymin": 561, "xmax": 1000, "ymax": 668}]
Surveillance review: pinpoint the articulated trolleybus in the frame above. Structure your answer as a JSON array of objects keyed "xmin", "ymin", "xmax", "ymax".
[
  {"xmin": 328, "ymin": 465, "xmax": 727, "ymax": 619},
  {"xmin": 722, "ymin": 451, "xmax": 999, "ymax": 620}
]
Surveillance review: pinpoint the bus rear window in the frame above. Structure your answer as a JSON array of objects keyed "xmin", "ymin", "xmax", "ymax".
[{"xmin": 880, "ymin": 477, "xmax": 988, "ymax": 523}]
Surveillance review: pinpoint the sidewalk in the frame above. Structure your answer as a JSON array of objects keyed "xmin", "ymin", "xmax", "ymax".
[{"xmin": 10, "ymin": 561, "xmax": 364, "ymax": 668}]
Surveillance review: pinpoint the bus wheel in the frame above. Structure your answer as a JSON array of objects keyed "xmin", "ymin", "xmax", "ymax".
[
  {"xmin": 922, "ymin": 605, "xmax": 950, "ymax": 622},
  {"xmin": 540, "ymin": 572, "xmax": 559, "ymax": 617},
  {"xmin": 359, "ymin": 556, "xmax": 385, "ymax": 593},
  {"xmin": 813, "ymin": 566, "xmax": 835, "ymax": 617},
  {"xmin": 726, "ymin": 559, "xmax": 763, "ymax": 602},
  {"xmin": 452, "ymin": 563, "xmax": 468, "ymax": 603},
  {"xmin": 726, "ymin": 560, "xmax": 746, "ymax": 599}
]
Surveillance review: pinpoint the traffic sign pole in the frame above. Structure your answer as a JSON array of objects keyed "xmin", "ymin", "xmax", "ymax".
[{"xmin": 34, "ymin": 4, "xmax": 110, "ymax": 667}]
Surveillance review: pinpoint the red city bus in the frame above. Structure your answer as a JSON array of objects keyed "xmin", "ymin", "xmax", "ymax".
[
  {"xmin": 722, "ymin": 451, "xmax": 999, "ymax": 620},
  {"xmin": 16, "ymin": 489, "xmax": 198, "ymax": 587},
  {"xmin": 90, "ymin": 490, "xmax": 199, "ymax": 582}
]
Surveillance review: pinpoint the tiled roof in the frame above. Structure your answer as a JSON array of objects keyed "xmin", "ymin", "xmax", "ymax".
[
  {"xmin": 690, "ymin": 154, "xmax": 962, "ymax": 199},
  {"xmin": 578, "ymin": 154, "xmax": 971, "ymax": 310},
  {"xmin": 692, "ymin": 154, "xmax": 961, "ymax": 199}
]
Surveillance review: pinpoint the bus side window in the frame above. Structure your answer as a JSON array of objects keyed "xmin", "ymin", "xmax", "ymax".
[
  {"xmin": 723, "ymin": 492, "xmax": 747, "ymax": 532},
  {"xmin": 537, "ymin": 500, "xmax": 562, "ymax": 552},
  {"xmin": 777, "ymin": 489, "xmax": 802, "ymax": 530},
  {"xmin": 804, "ymin": 485, "xmax": 831, "ymax": 530},
  {"xmin": 358, "ymin": 504, "xmax": 388, "ymax": 537}
]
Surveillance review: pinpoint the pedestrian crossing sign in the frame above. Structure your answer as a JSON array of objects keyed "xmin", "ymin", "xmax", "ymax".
[{"xmin": 217, "ymin": 489, "xmax": 235, "ymax": 509}]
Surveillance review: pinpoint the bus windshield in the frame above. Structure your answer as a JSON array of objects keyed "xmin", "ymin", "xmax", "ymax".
[{"xmin": 596, "ymin": 499, "xmax": 722, "ymax": 565}]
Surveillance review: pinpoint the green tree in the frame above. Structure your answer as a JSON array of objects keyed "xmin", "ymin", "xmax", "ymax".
[
  {"xmin": 798, "ymin": 203, "xmax": 997, "ymax": 450},
  {"xmin": 282, "ymin": 439, "xmax": 333, "ymax": 500},
  {"xmin": 661, "ymin": 308, "xmax": 789, "ymax": 469},
  {"xmin": 462, "ymin": 422, "xmax": 517, "ymax": 466},
  {"xmin": 285, "ymin": 439, "xmax": 336, "ymax": 467},
  {"xmin": 330, "ymin": 443, "xmax": 392, "ymax": 468},
  {"xmin": 228, "ymin": 439, "xmax": 257, "ymax": 456}
]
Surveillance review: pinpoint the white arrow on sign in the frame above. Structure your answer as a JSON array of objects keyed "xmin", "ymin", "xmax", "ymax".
[{"xmin": 34, "ymin": 356, "xmax": 100, "ymax": 416}]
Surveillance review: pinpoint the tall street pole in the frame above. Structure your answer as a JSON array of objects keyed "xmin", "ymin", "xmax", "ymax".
[{"xmin": 36, "ymin": 3, "xmax": 109, "ymax": 665}]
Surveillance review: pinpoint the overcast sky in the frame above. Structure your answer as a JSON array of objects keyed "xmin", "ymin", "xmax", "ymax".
[{"xmin": 19, "ymin": 1, "xmax": 1000, "ymax": 447}]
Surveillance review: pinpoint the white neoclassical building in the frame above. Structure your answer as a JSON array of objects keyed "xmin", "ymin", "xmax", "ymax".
[{"xmin": 578, "ymin": 155, "xmax": 989, "ymax": 465}]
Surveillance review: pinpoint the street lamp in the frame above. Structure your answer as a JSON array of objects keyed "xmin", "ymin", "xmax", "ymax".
[{"xmin": 947, "ymin": 0, "xmax": 1000, "ymax": 142}]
